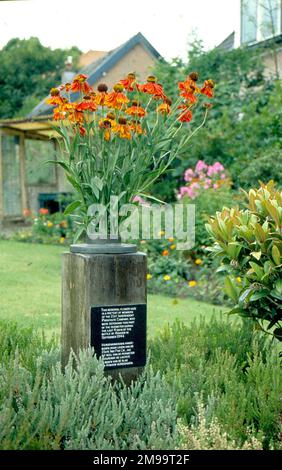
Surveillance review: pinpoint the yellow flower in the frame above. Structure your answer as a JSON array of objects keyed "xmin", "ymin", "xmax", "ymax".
[
  {"xmin": 168, "ymin": 237, "xmax": 174, "ymax": 242},
  {"xmin": 195, "ymin": 259, "xmax": 202, "ymax": 265},
  {"xmin": 60, "ymin": 237, "xmax": 65, "ymax": 244},
  {"xmin": 236, "ymin": 277, "xmax": 242, "ymax": 283},
  {"xmin": 47, "ymin": 221, "xmax": 53, "ymax": 228},
  {"xmin": 170, "ymin": 244, "xmax": 176, "ymax": 250},
  {"xmin": 159, "ymin": 230, "xmax": 165, "ymax": 237},
  {"xmin": 163, "ymin": 275, "xmax": 171, "ymax": 281},
  {"xmin": 147, "ymin": 273, "xmax": 152, "ymax": 280},
  {"xmin": 140, "ymin": 240, "xmax": 147, "ymax": 245},
  {"xmin": 188, "ymin": 280, "xmax": 197, "ymax": 288}
]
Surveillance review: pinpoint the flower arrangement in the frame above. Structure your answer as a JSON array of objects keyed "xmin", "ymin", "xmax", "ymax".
[
  {"xmin": 178, "ymin": 160, "xmax": 230, "ymax": 200},
  {"xmin": 46, "ymin": 71, "xmax": 214, "ymax": 241}
]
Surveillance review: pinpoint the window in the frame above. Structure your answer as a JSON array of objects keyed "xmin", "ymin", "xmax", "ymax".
[
  {"xmin": 241, "ymin": 0, "xmax": 281, "ymax": 44},
  {"xmin": 2, "ymin": 135, "xmax": 22, "ymax": 217},
  {"xmin": 258, "ymin": 0, "xmax": 280, "ymax": 39},
  {"xmin": 241, "ymin": 0, "xmax": 258, "ymax": 44}
]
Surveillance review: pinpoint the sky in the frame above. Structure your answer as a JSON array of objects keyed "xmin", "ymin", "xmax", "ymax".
[{"xmin": 0, "ymin": 0, "xmax": 241, "ymax": 60}]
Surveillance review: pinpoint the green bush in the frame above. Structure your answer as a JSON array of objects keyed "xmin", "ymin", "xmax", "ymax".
[
  {"xmin": 206, "ymin": 181, "xmax": 282, "ymax": 339},
  {"xmin": 0, "ymin": 318, "xmax": 280, "ymax": 450},
  {"xmin": 13, "ymin": 210, "xmax": 74, "ymax": 245},
  {"xmin": 150, "ymin": 317, "xmax": 281, "ymax": 449},
  {"xmin": 237, "ymin": 147, "xmax": 282, "ymax": 189}
]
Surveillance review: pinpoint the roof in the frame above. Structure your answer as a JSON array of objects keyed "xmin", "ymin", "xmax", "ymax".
[
  {"xmin": 0, "ymin": 116, "xmax": 58, "ymax": 139},
  {"xmin": 28, "ymin": 32, "xmax": 162, "ymax": 120},
  {"xmin": 216, "ymin": 32, "xmax": 235, "ymax": 51},
  {"xmin": 78, "ymin": 50, "xmax": 107, "ymax": 68}
]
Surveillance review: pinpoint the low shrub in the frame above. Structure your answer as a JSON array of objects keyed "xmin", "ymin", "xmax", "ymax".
[
  {"xmin": 13, "ymin": 209, "xmax": 73, "ymax": 245},
  {"xmin": 206, "ymin": 181, "xmax": 282, "ymax": 340},
  {"xmin": 0, "ymin": 317, "xmax": 280, "ymax": 450}
]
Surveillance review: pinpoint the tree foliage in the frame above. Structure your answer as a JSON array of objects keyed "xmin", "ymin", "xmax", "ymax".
[
  {"xmin": 0, "ymin": 37, "xmax": 81, "ymax": 118},
  {"xmin": 153, "ymin": 42, "xmax": 282, "ymax": 200}
]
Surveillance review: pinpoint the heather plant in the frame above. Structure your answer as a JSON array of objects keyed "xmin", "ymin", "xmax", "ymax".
[
  {"xmin": 206, "ymin": 181, "xmax": 282, "ymax": 340},
  {"xmin": 0, "ymin": 318, "xmax": 280, "ymax": 450}
]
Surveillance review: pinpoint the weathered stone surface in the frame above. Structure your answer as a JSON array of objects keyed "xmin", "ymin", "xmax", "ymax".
[{"xmin": 62, "ymin": 251, "xmax": 147, "ymax": 383}]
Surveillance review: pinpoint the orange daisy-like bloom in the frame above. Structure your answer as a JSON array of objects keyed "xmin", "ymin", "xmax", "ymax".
[
  {"xmin": 157, "ymin": 102, "xmax": 171, "ymax": 115},
  {"xmin": 178, "ymin": 105, "xmax": 193, "ymax": 123},
  {"xmin": 99, "ymin": 118, "xmax": 113, "ymax": 141},
  {"xmin": 95, "ymin": 83, "xmax": 109, "ymax": 106},
  {"xmin": 68, "ymin": 108, "xmax": 84, "ymax": 124},
  {"xmin": 137, "ymin": 76, "xmax": 165, "ymax": 99},
  {"xmin": 125, "ymin": 101, "xmax": 146, "ymax": 118},
  {"xmin": 46, "ymin": 88, "xmax": 64, "ymax": 106},
  {"xmin": 75, "ymin": 95, "xmax": 97, "ymax": 112},
  {"xmin": 105, "ymin": 83, "xmax": 129, "ymax": 110},
  {"xmin": 120, "ymin": 72, "xmax": 136, "ymax": 91},
  {"xmin": 53, "ymin": 107, "xmax": 66, "ymax": 121},
  {"xmin": 201, "ymin": 79, "xmax": 215, "ymax": 98},
  {"xmin": 162, "ymin": 249, "xmax": 169, "ymax": 256},
  {"xmin": 129, "ymin": 120, "xmax": 143, "ymax": 135},
  {"xmin": 70, "ymin": 74, "xmax": 92, "ymax": 94},
  {"xmin": 78, "ymin": 126, "xmax": 86, "ymax": 137},
  {"xmin": 115, "ymin": 117, "xmax": 131, "ymax": 140}
]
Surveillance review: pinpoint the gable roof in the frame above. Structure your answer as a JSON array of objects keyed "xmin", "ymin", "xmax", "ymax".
[{"xmin": 28, "ymin": 32, "xmax": 161, "ymax": 119}]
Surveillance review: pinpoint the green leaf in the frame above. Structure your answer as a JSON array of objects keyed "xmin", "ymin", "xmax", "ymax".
[
  {"xmin": 251, "ymin": 251, "xmax": 262, "ymax": 261},
  {"xmin": 249, "ymin": 261, "xmax": 264, "ymax": 280},
  {"xmin": 224, "ymin": 276, "xmax": 238, "ymax": 302},
  {"xmin": 73, "ymin": 226, "xmax": 85, "ymax": 244},
  {"xmin": 272, "ymin": 245, "xmax": 281, "ymax": 266},
  {"xmin": 273, "ymin": 328, "xmax": 282, "ymax": 341},
  {"xmin": 64, "ymin": 200, "xmax": 81, "ymax": 215},
  {"xmin": 238, "ymin": 285, "xmax": 256, "ymax": 307}
]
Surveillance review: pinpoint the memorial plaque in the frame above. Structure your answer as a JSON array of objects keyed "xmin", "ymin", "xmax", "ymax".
[{"xmin": 91, "ymin": 304, "xmax": 146, "ymax": 370}]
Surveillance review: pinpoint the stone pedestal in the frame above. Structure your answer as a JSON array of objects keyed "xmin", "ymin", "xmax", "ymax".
[{"xmin": 61, "ymin": 250, "xmax": 147, "ymax": 383}]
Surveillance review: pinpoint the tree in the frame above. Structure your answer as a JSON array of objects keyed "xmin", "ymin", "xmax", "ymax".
[{"xmin": 0, "ymin": 37, "xmax": 81, "ymax": 118}]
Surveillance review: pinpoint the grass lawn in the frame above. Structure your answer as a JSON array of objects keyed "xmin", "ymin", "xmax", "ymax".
[{"xmin": 0, "ymin": 240, "xmax": 225, "ymax": 337}]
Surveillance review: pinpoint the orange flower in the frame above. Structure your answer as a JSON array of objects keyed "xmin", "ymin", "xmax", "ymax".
[
  {"xmin": 126, "ymin": 101, "xmax": 146, "ymax": 118},
  {"xmin": 162, "ymin": 249, "xmax": 169, "ymax": 256},
  {"xmin": 75, "ymin": 95, "xmax": 97, "ymax": 112},
  {"xmin": 53, "ymin": 100, "xmax": 73, "ymax": 121},
  {"xmin": 129, "ymin": 120, "xmax": 143, "ymax": 135},
  {"xmin": 53, "ymin": 107, "xmax": 66, "ymax": 121},
  {"xmin": 178, "ymin": 105, "xmax": 193, "ymax": 122},
  {"xmin": 39, "ymin": 208, "xmax": 49, "ymax": 215},
  {"xmin": 105, "ymin": 83, "xmax": 129, "ymax": 109},
  {"xmin": 201, "ymin": 79, "xmax": 215, "ymax": 98},
  {"xmin": 68, "ymin": 108, "xmax": 84, "ymax": 124},
  {"xmin": 99, "ymin": 117, "xmax": 114, "ymax": 140},
  {"xmin": 78, "ymin": 126, "xmax": 86, "ymax": 136},
  {"xmin": 23, "ymin": 208, "xmax": 31, "ymax": 217},
  {"xmin": 120, "ymin": 72, "xmax": 136, "ymax": 91},
  {"xmin": 115, "ymin": 117, "xmax": 131, "ymax": 139},
  {"xmin": 157, "ymin": 102, "xmax": 171, "ymax": 115},
  {"xmin": 46, "ymin": 88, "xmax": 64, "ymax": 106},
  {"xmin": 70, "ymin": 74, "xmax": 92, "ymax": 94},
  {"xmin": 137, "ymin": 76, "xmax": 165, "ymax": 99}
]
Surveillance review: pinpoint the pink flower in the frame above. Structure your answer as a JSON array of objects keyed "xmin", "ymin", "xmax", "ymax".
[
  {"xmin": 195, "ymin": 160, "xmax": 208, "ymax": 174},
  {"xmin": 221, "ymin": 173, "xmax": 226, "ymax": 179},
  {"xmin": 133, "ymin": 195, "xmax": 150, "ymax": 207},
  {"xmin": 204, "ymin": 179, "xmax": 212, "ymax": 189},
  {"xmin": 184, "ymin": 168, "xmax": 194, "ymax": 182}
]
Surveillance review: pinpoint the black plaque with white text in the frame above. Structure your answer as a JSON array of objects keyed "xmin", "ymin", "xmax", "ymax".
[{"xmin": 91, "ymin": 304, "xmax": 146, "ymax": 370}]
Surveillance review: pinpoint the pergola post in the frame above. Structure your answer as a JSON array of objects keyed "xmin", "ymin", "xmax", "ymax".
[{"xmin": 19, "ymin": 133, "xmax": 28, "ymax": 213}]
